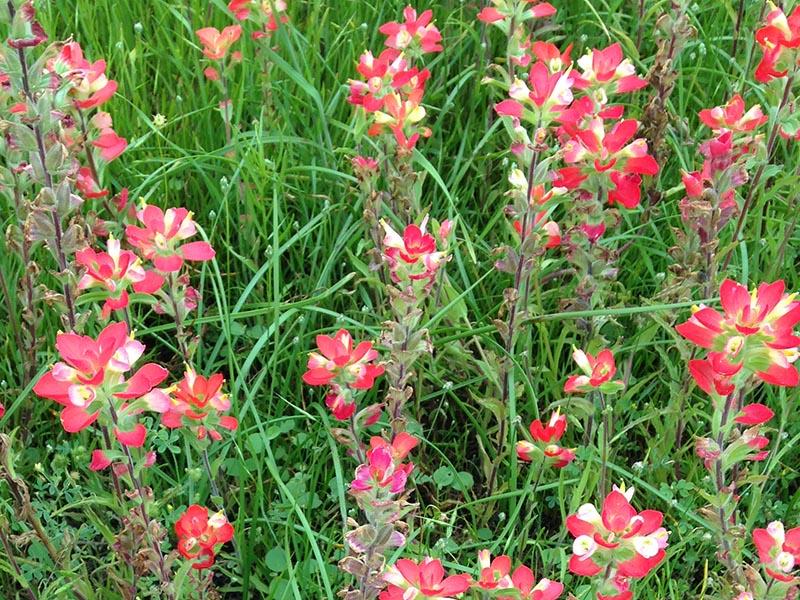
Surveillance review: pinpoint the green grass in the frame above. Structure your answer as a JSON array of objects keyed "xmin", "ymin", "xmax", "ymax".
[{"xmin": 0, "ymin": 0, "xmax": 799, "ymax": 598}]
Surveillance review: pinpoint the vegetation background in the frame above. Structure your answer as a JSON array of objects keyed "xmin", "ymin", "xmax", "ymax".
[{"xmin": 1, "ymin": 0, "xmax": 799, "ymax": 597}]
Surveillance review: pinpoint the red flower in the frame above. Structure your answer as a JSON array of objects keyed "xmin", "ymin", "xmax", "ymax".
[
  {"xmin": 302, "ymin": 329, "xmax": 383, "ymax": 389},
  {"xmin": 51, "ymin": 42, "xmax": 118, "ymax": 109},
  {"xmin": 754, "ymin": 6, "xmax": 800, "ymax": 82},
  {"xmin": 75, "ymin": 167, "xmax": 108, "ymax": 199},
  {"xmin": 736, "ymin": 403, "xmax": 775, "ymax": 425},
  {"xmin": 564, "ymin": 348, "xmax": 625, "ymax": 394},
  {"xmin": 0, "ymin": 402, "xmax": 5, "ymax": 420},
  {"xmin": 381, "ymin": 557, "xmax": 471, "ymax": 599},
  {"xmin": 370, "ymin": 432, "xmax": 419, "ymax": 462},
  {"xmin": 475, "ymin": 550, "xmax": 512, "ymax": 590},
  {"xmin": 688, "ymin": 357, "xmax": 735, "ymax": 396},
  {"xmin": 175, "ymin": 505, "xmax": 234, "ymax": 570},
  {"xmin": 381, "ymin": 218, "xmax": 447, "ymax": 283},
  {"xmin": 32, "ymin": 322, "xmax": 167, "ymax": 443},
  {"xmin": 144, "ymin": 368, "xmax": 238, "ymax": 442},
  {"xmin": 753, "ymin": 521, "xmax": 800, "ymax": 582},
  {"xmin": 699, "ymin": 94, "xmax": 768, "ymax": 133},
  {"xmin": 567, "ymin": 486, "xmax": 669, "ymax": 580},
  {"xmin": 350, "ymin": 446, "xmax": 413, "ymax": 495},
  {"xmin": 125, "ymin": 204, "xmax": 216, "ymax": 272},
  {"xmin": 379, "ymin": 7, "xmax": 443, "ymax": 55},
  {"xmin": 517, "ymin": 410, "xmax": 576, "ymax": 469},
  {"xmin": 676, "ymin": 279, "xmax": 800, "ymax": 387}
]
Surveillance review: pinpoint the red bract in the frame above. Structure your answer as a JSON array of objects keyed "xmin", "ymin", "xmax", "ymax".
[
  {"xmin": 125, "ymin": 204, "xmax": 216, "ymax": 272},
  {"xmin": 228, "ymin": 0, "xmax": 288, "ymax": 35},
  {"xmin": 753, "ymin": 521, "xmax": 800, "ymax": 582},
  {"xmin": 175, "ymin": 505, "xmax": 234, "ymax": 570},
  {"xmin": 676, "ymin": 279, "xmax": 800, "ymax": 387},
  {"xmin": 564, "ymin": 347, "xmax": 625, "ymax": 394},
  {"xmin": 687, "ymin": 357, "xmax": 735, "ymax": 396},
  {"xmin": 381, "ymin": 557, "xmax": 471, "ymax": 599},
  {"xmin": 75, "ymin": 167, "xmax": 108, "ymax": 199},
  {"xmin": 754, "ymin": 5, "xmax": 800, "ymax": 82},
  {"xmin": 698, "ymin": 94, "xmax": 768, "ymax": 133},
  {"xmin": 76, "ymin": 237, "xmax": 164, "ymax": 318},
  {"xmin": 567, "ymin": 486, "xmax": 669, "ymax": 580},
  {"xmin": 0, "ymin": 402, "xmax": 4, "ymax": 419},
  {"xmin": 32, "ymin": 322, "xmax": 167, "ymax": 443},
  {"xmin": 144, "ymin": 368, "xmax": 238, "ymax": 442},
  {"xmin": 379, "ymin": 7, "xmax": 443, "ymax": 55},
  {"xmin": 736, "ymin": 403, "xmax": 775, "ymax": 425},
  {"xmin": 370, "ymin": 432, "xmax": 419, "ymax": 462},
  {"xmin": 572, "ymin": 43, "xmax": 648, "ymax": 97},
  {"xmin": 517, "ymin": 410, "xmax": 576, "ymax": 468},
  {"xmin": 195, "ymin": 25, "xmax": 242, "ymax": 60}
]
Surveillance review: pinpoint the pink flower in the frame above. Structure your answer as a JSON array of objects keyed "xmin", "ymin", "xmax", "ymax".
[
  {"xmin": 381, "ymin": 558, "xmax": 471, "ymax": 599},
  {"xmin": 92, "ymin": 129, "xmax": 128, "ymax": 162},
  {"xmin": 350, "ymin": 446, "xmax": 413, "ymax": 495},
  {"xmin": 89, "ymin": 449, "xmax": 112, "ymax": 471},
  {"xmin": 125, "ymin": 204, "xmax": 216, "ymax": 272},
  {"xmin": 379, "ymin": 7, "xmax": 443, "ymax": 55},
  {"xmin": 699, "ymin": 94, "xmax": 768, "ymax": 133},
  {"xmin": 0, "ymin": 402, "xmax": 5, "ymax": 420},
  {"xmin": 32, "ymin": 322, "xmax": 167, "ymax": 443},
  {"xmin": 370, "ymin": 432, "xmax": 419, "ymax": 462},
  {"xmin": 195, "ymin": 26, "xmax": 242, "ymax": 60},
  {"xmin": 564, "ymin": 347, "xmax": 625, "ymax": 394},
  {"xmin": 753, "ymin": 521, "xmax": 800, "ymax": 582},
  {"xmin": 676, "ymin": 279, "xmax": 800, "ymax": 387},
  {"xmin": 567, "ymin": 486, "xmax": 669, "ymax": 580},
  {"xmin": 754, "ymin": 6, "xmax": 800, "ymax": 83},
  {"xmin": 76, "ymin": 237, "xmax": 164, "ymax": 318}
]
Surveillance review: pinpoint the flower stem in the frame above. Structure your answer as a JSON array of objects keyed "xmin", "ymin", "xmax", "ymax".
[
  {"xmin": 598, "ymin": 391, "xmax": 610, "ymax": 497},
  {"xmin": 0, "ymin": 526, "xmax": 38, "ymax": 600},
  {"xmin": 200, "ymin": 448, "xmax": 241, "ymax": 562}
]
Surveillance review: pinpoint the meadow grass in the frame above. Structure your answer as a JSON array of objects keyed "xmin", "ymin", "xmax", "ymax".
[{"xmin": 0, "ymin": 0, "xmax": 798, "ymax": 598}]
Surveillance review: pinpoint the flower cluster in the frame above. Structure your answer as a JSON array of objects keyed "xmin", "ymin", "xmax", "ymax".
[
  {"xmin": 348, "ymin": 7, "xmax": 442, "ymax": 152},
  {"xmin": 145, "ymin": 368, "xmax": 239, "ymax": 443},
  {"xmin": 564, "ymin": 347, "xmax": 625, "ymax": 394},
  {"xmin": 381, "ymin": 217, "xmax": 452, "ymax": 289},
  {"xmin": 196, "ymin": 25, "xmax": 242, "ymax": 81},
  {"xmin": 754, "ymin": 3, "xmax": 800, "ymax": 83},
  {"xmin": 478, "ymin": 0, "xmax": 557, "ymax": 68},
  {"xmin": 175, "ymin": 504, "xmax": 235, "ymax": 570},
  {"xmin": 567, "ymin": 486, "xmax": 669, "ymax": 596},
  {"xmin": 677, "ymin": 279, "xmax": 800, "ymax": 389},
  {"xmin": 302, "ymin": 328, "xmax": 384, "ymax": 421},
  {"xmin": 381, "ymin": 558, "xmax": 470, "ymax": 600},
  {"xmin": 516, "ymin": 410, "xmax": 576, "ymax": 468}
]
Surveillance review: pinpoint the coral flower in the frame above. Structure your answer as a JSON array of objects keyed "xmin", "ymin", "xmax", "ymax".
[
  {"xmin": 567, "ymin": 486, "xmax": 669, "ymax": 580},
  {"xmin": 754, "ymin": 4, "xmax": 800, "ymax": 82},
  {"xmin": 175, "ymin": 505, "xmax": 235, "ymax": 570},
  {"xmin": 302, "ymin": 329, "xmax": 384, "ymax": 390},
  {"xmin": 32, "ymin": 322, "xmax": 167, "ymax": 442},
  {"xmin": 753, "ymin": 521, "xmax": 800, "ymax": 582},
  {"xmin": 501, "ymin": 564, "xmax": 564, "ymax": 600},
  {"xmin": 92, "ymin": 129, "xmax": 128, "ymax": 162},
  {"xmin": 52, "ymin": 42, "xmax": 118, "ymax": 109},
  {"xmin": 676, "ymin": 279, "xmax": 800, "ymax": 387},
  {"xmin": 564, "ymin": 347, "xmax": 625, "ymax": 394},
  {"xmin": 572, "ymin": 43, "xmax": 648, "ymax": 96},
  {"xmin": 144, "ymin": 368, "xmax": 238, "ymax": 442},
  {"xmin": 125, "ymin": 204, "xmax": 216, "ymax": 272},
  {"xmin": 381, "ymin": 557, "xmax": 471, "ymax": 599},
  {"xmin": 195, "ymin": 25, "xmax": 242, "ymax": 60},
  {"xmin": 75, "ymin": 167, "xmax": 108, "ymax": 199},
  {"xmin": 76, "ymin": 237, "xmax": 164, "ymax": 318},
  {"xmin": 475, "ymin": 550, "xmax": 513, "ymax": 590},
  {"xmin": 379, "ymin": 7, "xmax": 443, "ymax": 55},
  {"xmin": 698, "ymin": 94, "xmax": 768, "ymax": 133}
]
